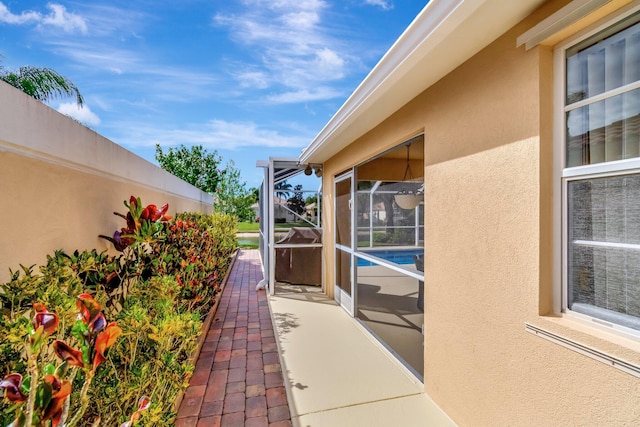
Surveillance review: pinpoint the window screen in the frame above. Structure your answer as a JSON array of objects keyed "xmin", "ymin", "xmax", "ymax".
[{"xmin": 567, "ymin": 174, "xmax": 640, "ymax": 330}]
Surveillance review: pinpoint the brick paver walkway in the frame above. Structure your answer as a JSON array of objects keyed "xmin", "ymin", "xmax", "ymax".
[{"xmin": 176, "ymin": 250, "xmax": 292, "ymax": 427}]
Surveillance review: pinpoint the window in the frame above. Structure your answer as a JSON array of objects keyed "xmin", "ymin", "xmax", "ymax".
[{"xmin": 561, "ymin": 10, "xmax": 640, "ymax": 333}]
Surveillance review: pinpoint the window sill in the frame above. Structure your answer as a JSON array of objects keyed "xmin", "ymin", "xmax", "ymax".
[{"xmin": 526, "ymin": 316, "xmax": 640, "ymax": 378}]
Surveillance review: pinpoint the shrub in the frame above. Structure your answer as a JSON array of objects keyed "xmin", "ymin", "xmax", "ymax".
[
  {"xmin": 0, "ymin": 295, "xmax": 122, "ymax": 427},
  {"xmin": 88, "ymin": 276, "xmax": 202, "ymax": 426},
  {"xmin": 0, "ymin": 197, "xmax": 238, "ymax": 426}
]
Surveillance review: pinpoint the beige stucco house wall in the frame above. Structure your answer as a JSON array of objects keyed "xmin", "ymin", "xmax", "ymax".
[
  {"xmin": 301, "ymin": 0, "xmax": 640, "ymax": 425},
  {"xmin": 0, "ymin": 83, "xmax": 212, "ymax": 282}
]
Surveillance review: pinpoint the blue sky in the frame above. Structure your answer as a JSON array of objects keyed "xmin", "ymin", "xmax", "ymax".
[{"xmin": 0, "ymin": 0, "xmax": 426, "ymax": 187}]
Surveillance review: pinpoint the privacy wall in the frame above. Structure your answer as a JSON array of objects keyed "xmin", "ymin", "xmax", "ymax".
[{"xmin": 0, "ymin": 83, "xmax": 213, "ymax": 282}]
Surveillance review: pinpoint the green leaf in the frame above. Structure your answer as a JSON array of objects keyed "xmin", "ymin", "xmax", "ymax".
[
  {"xmin": 0, "ymin": 66, "xmax": 83, "ymax": 106},
  {"xmin": 71, "ymin": 319, "xmax": 89, "ymax": 341},
  {"xmin": 43, "ymin": 364, "xmax": 56, "ymax": 376},
  {"xmin": 20, "ymin": 376, "xmax": 30, "ymax": 395},
  {"xmin": 36, "ymin": 381, "xmax": 53, "ymax": 409}
]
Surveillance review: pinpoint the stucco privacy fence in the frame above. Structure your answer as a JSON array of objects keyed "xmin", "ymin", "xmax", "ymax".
[{"xmin": 0, "ymin": 83, "xmax": 213, "ymax": 283}]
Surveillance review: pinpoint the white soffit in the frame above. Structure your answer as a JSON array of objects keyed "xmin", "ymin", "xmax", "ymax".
[{"xmin": 299, "ymin": 0, "xmax": 547, "ymax": 164}]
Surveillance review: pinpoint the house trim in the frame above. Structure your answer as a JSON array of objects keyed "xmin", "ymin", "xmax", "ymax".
[
  {"xmin": 525, "ymin": 323, "xmax": 640, "ymax": 377},
  {"xmin": 517, "ymin": 0, "xmax": 613, "ymax": 50}
]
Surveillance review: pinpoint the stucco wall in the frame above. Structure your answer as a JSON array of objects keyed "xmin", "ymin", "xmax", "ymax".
[
  {"xmin": 320, "ymin": 0, "xmax": 640, "ymax": 425},
  {"xmin": 0, "ymin": 83, "xmax": 213, "ymax": 282}
]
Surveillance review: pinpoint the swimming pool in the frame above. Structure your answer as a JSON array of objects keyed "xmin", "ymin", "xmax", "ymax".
[{"xmin": 356, "ymin": 248, "xmax": 423, "ymax": 267}]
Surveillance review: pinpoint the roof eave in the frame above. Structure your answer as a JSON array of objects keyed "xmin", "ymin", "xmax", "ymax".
[{"xmin": 299, "ymin": 0, "xmax": 548, "ymax": 164}]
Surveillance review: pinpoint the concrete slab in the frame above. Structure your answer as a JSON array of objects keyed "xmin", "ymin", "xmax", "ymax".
[
  {"xmin": 296, "ymin": 393, "xmax": 455, "ymax": 427},
  {"xmin": 268, "ymin": 284, "xmax": 456, "ymax": 427}
]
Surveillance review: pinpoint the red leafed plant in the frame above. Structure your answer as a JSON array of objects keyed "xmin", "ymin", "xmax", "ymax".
[
  {"xmin": 120, "ymin": 395, "xmax": 151, "ymax": 427},
  {"xmin": 0, "ymin": 294, "xmax": 122, "ymax": 427},
  {"xmin": 100, "ymin": 196, "xmax": 173, "ymax": 251}
]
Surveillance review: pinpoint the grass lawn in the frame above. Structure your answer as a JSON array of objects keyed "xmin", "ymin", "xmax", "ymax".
[
  {"xmin": 238, "ymin": 241, "xmax": 259, "ymax": 249},
  {"xmin": 279, "ymin": 221, "xmax": 315, "ymax": 228},
  {"xmin": 237, "ymin": 222, "xmax": 260, "ymax": 232},
  {"xmin": 236, "ymin": 221, "xmax": 320, "ymax": 248},
  {"xmin": 237, "ymin": 221, "xmax": 316, "ymax": 233}
]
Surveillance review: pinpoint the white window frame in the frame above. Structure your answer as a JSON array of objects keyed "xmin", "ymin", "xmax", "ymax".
[{"xmin": 554, "ymin": 2, "xmax": 640, "ymax": 339}]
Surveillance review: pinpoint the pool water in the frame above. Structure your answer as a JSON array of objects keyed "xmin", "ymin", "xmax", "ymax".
[{"xmin": 357, "ymin": 248, "xmax": 423, "ymax": 267}]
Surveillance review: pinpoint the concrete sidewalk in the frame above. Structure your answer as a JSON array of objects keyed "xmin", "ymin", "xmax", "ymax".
[
  {"xmin": 178, "ymin": 249, "xmax": 455, "ymax": 426},
  {"xmin": 269, "ymin": 283, "xmax": 456, "ymax": 427}
]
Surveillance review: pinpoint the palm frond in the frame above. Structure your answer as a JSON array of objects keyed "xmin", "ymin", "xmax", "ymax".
[{"xmin": 0, "ymin": 66, "xmax": 83, "ymax": 106}]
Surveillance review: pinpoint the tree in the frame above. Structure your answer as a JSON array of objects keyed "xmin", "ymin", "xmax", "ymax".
[
  {"xmin": 381, "ymin": 192, "xmax": 396, "ymax": 234},
  {"xmin": 215, "ymin": 160, "xmax": 256, "ymax": 222},
  {"xmin": 155, "ymin": 145, "xmax": 257, "ymax": 221},
  {"xmin": 250, "ymin": 187, "xmax": 260, "ymax": 203},
  {"xmin": 274, "ymin": 180, "xmax": 292, "ymax": 200},
  {"xmin": 155, "ymin": 144, "xmax": 223, "ymax": 194},
  {"xmin": 287, "ymin": 185, "xmax": 305, "ymax": 216},
  {"xmin": 0, "ymin": 63, "xmax": 83, "ymax": 106}
]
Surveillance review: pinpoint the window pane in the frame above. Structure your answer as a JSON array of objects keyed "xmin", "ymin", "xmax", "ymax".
[
  {"xmin": 566, "ymin": 17, "xmax": 640, "ymax": 104},
  {"xmin": 567, "ymin": 174, "xmax": 640, "ymax": 329},
  {"xmin": 566, "ymin": 89, "xmax": 640, "ymax": 167}
]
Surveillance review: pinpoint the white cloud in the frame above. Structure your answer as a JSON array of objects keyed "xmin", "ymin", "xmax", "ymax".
[
  {"xmin": 0, "ymin": 3, "xmax": 40, "ymax": 24},
  {"xmin": 364, "ymin": 0, "xmax": 394, "ymax": 10},
  {"xmin": 57, "ymin": 103, "xmax": 101, "ymax": 126},
  {"xmin": 47, "ymin": 41, "xmax": 189, "ymax": 80},
  {"xmin": 163, "ymin": 119, "xmax": 308, "ymax": 149},
  {"xmin": 0, "ymin": 2, "xmax": 87, "ymax": 33},
  {"xmin": 244, "ymin": 0, "xmax": 328, "ymax": 12},
  {"xmin": 215, "ymin": 0, "xmax": 354, "ymax": 104},
  {"xmin": 42, "ymin": 4, "xmax": 87, "ymax": 33},
  {"xmin": 315, "ymin": 48, "xmax": 344, "ymax": 74},
  {"xmin": 236, "ymin": 70, "xmax": 270, "ymax": 89},
  {"xmin": 115, "ymin": 119, "xmax": 309, "ymax": 150},
  {"xmin": 78, "ymin": 5, "xmax": 146, "ymax": 37},
  {"xmin": 280, "ymin": 11, "xmax": 320, "ymax": 28},
  {"xmin": 45, "ymin": 39, "xmax": 218, "ymax": 103},
  {"xmin": 47, "ymin": 40, "xmax": 140, "ymax": 72},
  {"xmin": 266, "ymin": 86, "xmax": 343, "ymax": 104}
]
